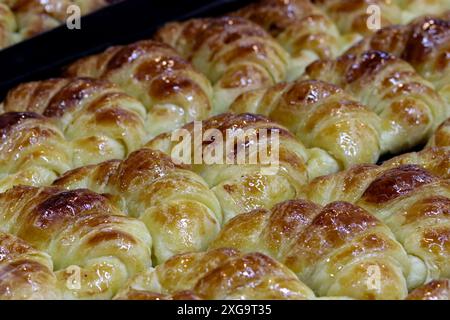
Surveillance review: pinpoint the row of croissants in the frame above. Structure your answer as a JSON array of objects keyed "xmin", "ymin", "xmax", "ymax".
[{"xmin": 0, "ymin": 0, "xmax": 450, "ymax": 300}]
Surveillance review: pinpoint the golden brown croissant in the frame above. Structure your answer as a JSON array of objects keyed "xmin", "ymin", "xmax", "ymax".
[
  {"xmin": 3, "ymin": 77, "xmax": 147, "ymax": 167},
  {"xmin": 114, "ymin": 248, "xmax": 315, "ymax": 300},
  {"xmin": 53, "ymin": 148, "xmax": 222, "ymax": 264},
  {"xmin": 146, "ymin": 113, "xmax": 339, "ymax": 222},
  {"xmin": 66, "ymin": 40, "xmax": 213, "ymax": 137},
  {"xmin": 347, "ymin": 16, "xmax": 450, "ymax": 111},
  {"xmin": 299, "ymin": 148, "xmax": 450, "ymax": 289},
  {"xmin": 311, "ymin": 0, "xmax": 403, "ymax": 36},
  {"xmin": 230, "ymin": 79, "xmax": 382, "ymax": 168},
  {"xmin": 406, "ymin": 280, "xmax": 450, "ymax": 300},
  {"xmin": 211, "ymin": 200, "xmax": 410, "ymax": 299},
  {"xmin": 303, "ymin": 50, "xmax": 448, "ymax": 154},
  {"xmin": 0, "ymin": 231, "xmax": 60, "ymax": 300},
  {"xmin": 0, "ymin": 185, "xmax": 152, "ymax": 299},
  {"xmin": 232, "ymin": 0, "xmax": 345, "ymax": 78},
  {"xmin": 428, "ymin": 119, "xmax": 450, "ymax": 147},
  {"xmin": 154, "ymin": 16, "xmax": 289, "ymax": 114},
  {"xmin": 0, "ymin": 112, "xmax": 72, "ymax": 192}
]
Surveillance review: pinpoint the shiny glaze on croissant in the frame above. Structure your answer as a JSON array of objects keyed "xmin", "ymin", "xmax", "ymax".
[
  {"xmin": 154, "ymin": 16, "xmax": 289, "ymax": 114},
  {"xmin": 303, "ymin": 50, "xmax": 448, "ymax": 153},
  {"xmin": 3, "ymin": 77, "xmax": 147, "ymax": 167},
  {"xmin": 66, "ymin": 40, "xmax": 213, "ymax": 137},
  {"xmin": 299, "ymin": 148, "xmax": 450, "ymax": 289},
  {"xmin": 114, "ymin": 248, "xmax": 315, "ymax": 300},
  {"xmin": 232, "ymin": 0, "xmax": 344, "ymax": 78},
  {"xmin": 146, "ymin": 113, "xmax": 339, "ymax": 222},
  {"xmin": 406, "ymin": 279, "xmax": 450, "ymax": 300},
  {"xmin": 211, "ymin": 200, "xmax": 410, "ymax": 299},
  {"xmin": 0, "ymin": 231, "xmax": 60, "ymax": 300},
  {"xmin": 0, "ymin": 112, "xmax": 71, "ymax": 192},
  {"xmin": 53, "ymin": 148, "xmax": 222, "ymax": 264},
  {"xmin": 0, "ymin": 185, "xmax": 152, "ymax": 299},
  {"xmin": 230, "ymin": 79, "xmax": 382, "ymax": 168}
]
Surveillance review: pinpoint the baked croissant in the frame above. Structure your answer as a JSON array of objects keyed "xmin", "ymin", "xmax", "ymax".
[
  {"xmin": 154, "ymin": 16, "xmax": 289, "ymax": 114},
  {"xmin": 311, "ymin": 0, "xmax": 403, "ymax": 36},
  {"xmin": 232, "ymin": 0, "xmax": 345, "ymax": 78},
  {"xmin": 0, "ymin": 185, "xmax": 152, "ymax": 299},
  {"xmin": 346, "ymin": 16, "xmax": 450, "ymax": 109},
  {"xmin": 0, "ymin": 112, "xmax": 72, "ymax": 192},
  {"xmin": 2, "ymin": 77, "xmax": 147, "ymax": 167},
  {"xmin": 211, "ymin": 200, "xmax": 410, "ymax": 299},
  {"xmin": 396, "ymin": 1, "xmax": 450, "ymax": 21},
  {"xmin": 146, "ymin": 113, "xmax": 339, "ymax": 222},
  {"xmin": 0, "ymin": 231, "xmax": 60, "ymax": 300},
  {"xmin": 406, "ymin": 280, "xmax": 450, "ymax": 300},
  {"xmin": 428, "ymin": 118, "xmax": 450, "ymax": 147},
  {"xmin": 299, "ymin": 149, "xmax": 450, "ymax": 289},
  {"xmin": 66, "ymin": 40, "xmax": 213, "ymax": 137},
  {"xmin": 0, "ymin": 3, "xmax": 19, "ymax": 49},
  {"xmin": 53, "ymin": 148, "xmax": 222, "ymax": 264},
  {"xmin": 303, "ymin": 50, "xmax": 448, "ymax": 153},
  {"xmin": 230, "ymin": 79, "xmax": 382, "ymax": 168},
  {"xmin": 114, "ymin": 248, "xmax": 315, "ymax": 300}
]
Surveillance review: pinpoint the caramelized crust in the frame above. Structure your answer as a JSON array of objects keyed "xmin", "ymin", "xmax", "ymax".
[
  {"xmin": 299, "ymin": 147, "xmax": 450, "ymax": 289},
  {"xmin": 230, "ymin": 79, "xmax": 382, "ymax": 168},
  {"xmin": 66, "ymin": 40, "xmax": 213, "ymax": 137},
  {"xmin": 3, "ymin": 77, "xmax": 147, "ymax": 167},
  {"xmin": 54, "ymin": 148, "xmax": 222, "ymax": 264},
  {"xmin": 211, "ymin": 200, "xmax": 409, "ymax": 299},
  {"xmin": 304, "ymin": 50, "xmax": 448, "ymax": 153},
  {"xmin": 155, "ymin": 16, "xmax": 289, "ymax": 114},
  {"xmin": 114, "ymin": 248, "xmax": 315, "ymax": 300},
  {"xmin": 0, "ymin": 231, "xmax": 60, "ymax": 299},
  {"xmin": 0, "ymin": 185, "xmax": 152, "ymax": 299},
  {"xmin": 147, "ymin": 112, "xmax": 339, "ymax": 221}
]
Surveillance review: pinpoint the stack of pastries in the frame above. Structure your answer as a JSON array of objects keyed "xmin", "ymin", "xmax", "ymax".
[
  {"xmin": 0, "ymin": 0, "xmax": 119, "ymax": 49},
  {"xmin": 0, "ymin": 0, "xmax": 449, "ymax": 300}
]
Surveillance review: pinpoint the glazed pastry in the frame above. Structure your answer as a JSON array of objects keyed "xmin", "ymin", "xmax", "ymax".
[
  {"xmin": 0, "ymin": 3, "xmax": 19, "ymax": 49},
  {"xmin": 428, "ymin": 118, "xmax": 450, "ymax": 147},
  {"xmin": 0, "ymin": 231, "xmax": 60, "ymax": 300},
  {"xmin": 303, "ymin": 50, "xmax": 448, "ymax": 153},
  {"xmin": 230, "ymin": 79, "xmax": 382, "ymax": 168},
  {"xmin": 66, "ymin": 40, "xmax": 213, "ymax": 137},
  {"xmin": 406, "ymin": 280, "xmax": 450, "ymax": 300},
  {"xmin": 311, "ymin": 0, "xmax": 403, "ymax": 36},
  {"xmin": 346, "ymin": 16, "xmax": 450, "ymax": 110},
  {"xmin": 146, "ymin": 113, "xmax": 339, "ymax": 221},
  {"xmin": 53, "ymin": 148, "xmax": 222, "ymax": 264},
  {"xmin": 233, "ymin": 0, "xmax": 345, "ymax": 78},
  {"xmin": 3, "ymin": 77, "xmax": 147, "ymax": 166},
  {"xmin": 154, "ymin": 16, "xmax": 289, "ymax": 114},
  {"xmin": 299, "ymin": 148, "xmax": 450, "ymax": 289},
  {"xmin": 211, "ymin": 200, "xmax": 410, "ymax": 299},
  {"xmin": 0, "ymin": 112, "xmax": 71, "ymax": 192},
  {"xmin": 114, "ymin": 248, "xmax": 315, "ymax": 300},
  {"xmin": 0, "ymin": 185, "xmax": 152, "ymax": 299}
]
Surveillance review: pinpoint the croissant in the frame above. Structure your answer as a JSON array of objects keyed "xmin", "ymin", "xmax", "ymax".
[
  {"xmin": 53, "ymin": 148, "xmax": 222, "ymax": 264},
  {"xmin": 3, "ymin": 77, "xmax": 147, "ymax": 167},
  {"xmin": 230, "ymin": 79, "xmax": 382, "ymax": 168},
  {"xmin": 114, "ymin": 248, "xmax": 315, "ymax": 300},
  {"xmin": 0, "ymin": 185, "xmax": 152, "ymax": 299},
  {"xmin": 146, "ymin": 113, "xmax": 339, "ymax": 222},
  {"xmin": 211, "ymin": 200, "xmax": 410, "ymax": 299},
  {"xmin": 66, "ymin": 40, "xmax": 213, "ymax": 137},
  {"xmin": 154, "ymin": 16, "xmax": 289, "ymax": 114},
  {"xmin": 428, "ymin": 118, "xmax": 450, "ymax": 147},
  {"xmin": 0, "ymin": 112, "xmax": 72, "ymax": 192},
  {"xmin": 0, "ymin": 3, "xmax": 19, "ymax": 49},
  {"xmin": 406, "ymin": 280, "xmax": 450, "ymax": 300},
  {"xmin": 303, "ymin": 50, "xmax": 448, "ymax": 153},
  {"xmin": 232, "ymin": 0, "xmax": 345, "ymax": 78},
  {"xmin": 0, "ymin": 231, "xmax": 60, "ymax": 300},
  {"xmin": 311, "ymin": 0, "xmax": 403, "ymax": 36},
  {"xmin": 299, "ymin": 149, "xmax": 450, "ymax": 289},
  {"xmin": 346, "ymin": 16, "xmax": 450, "ymax": 110},
  {"xmin": 396, "ymin": 1, "xmax": 450, "ymax": 21}
]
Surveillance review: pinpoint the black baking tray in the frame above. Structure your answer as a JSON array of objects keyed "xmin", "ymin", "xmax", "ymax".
[{"xmin": 0, "ymin": 0, "xmax": 254, "ymax": 100}]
